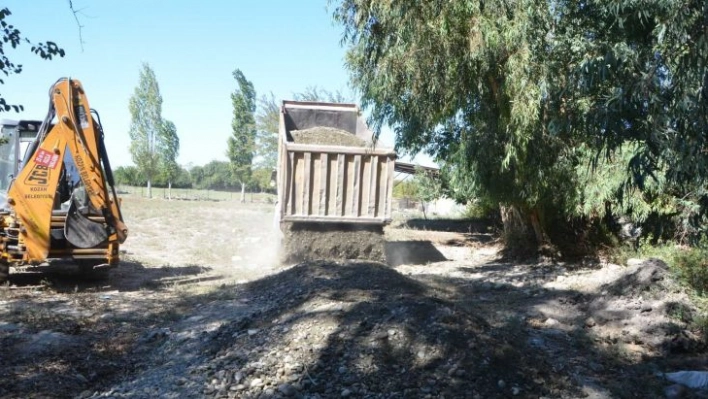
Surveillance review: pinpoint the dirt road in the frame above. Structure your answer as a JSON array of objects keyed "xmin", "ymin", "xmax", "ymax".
[{"xmin": 0, "ymin": 197, "xmax": 705, "ymax": 398}]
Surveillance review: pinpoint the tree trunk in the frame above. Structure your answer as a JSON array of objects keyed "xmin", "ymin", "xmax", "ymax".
[
  {"xmin": 528, "ymin": 207, "xmax": 547, "ymax": 245},
  {"xmin": 167, "ymin": 180, "xmax": 172, "ymax": 200},
  {"xmin": 500, "ymin": 204, "xmax": 543, "ymax": 256},
  {"xmin": 240, "ymin": 182, "xmax": 246, "ymax": 203},
  {"xmin": 147, "ymin": 179, "xmax": 152, "ymax": 199}
]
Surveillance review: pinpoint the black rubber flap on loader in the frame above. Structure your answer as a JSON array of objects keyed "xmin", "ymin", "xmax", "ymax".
[{"xmin": 64, "ymin": 194, "xmax": 108, "ymax": 249}]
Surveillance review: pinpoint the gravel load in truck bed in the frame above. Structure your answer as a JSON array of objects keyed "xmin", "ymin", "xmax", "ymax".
[{"xmin": 290, "ymin": 127, "xmax": 367, "ymax": 147}]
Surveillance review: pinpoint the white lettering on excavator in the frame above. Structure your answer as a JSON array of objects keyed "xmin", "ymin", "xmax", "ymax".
[{"xmin": 73, "ymin": 153, "xmax": 99, "ymax": 198}]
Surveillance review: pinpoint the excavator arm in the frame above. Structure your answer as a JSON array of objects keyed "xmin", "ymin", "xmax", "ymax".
[{"xmin": 7, "ymin": 78, "xmax": 127, "ymax": 263}]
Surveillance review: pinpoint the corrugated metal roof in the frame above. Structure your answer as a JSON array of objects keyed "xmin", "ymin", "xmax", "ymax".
[{"xmin": 394, "ymin": 161, "xmax": 439, "ymax": 176}]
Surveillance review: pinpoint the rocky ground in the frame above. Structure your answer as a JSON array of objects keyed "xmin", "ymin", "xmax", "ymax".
[{"xmin": 0, "ymin": 198, "xmax": 707, "ymax": 399}]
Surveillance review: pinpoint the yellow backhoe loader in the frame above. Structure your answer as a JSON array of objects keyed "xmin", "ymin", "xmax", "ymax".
[{"xmin": 0, "ymin": 78, "xmax": 127, "ymax": 282}]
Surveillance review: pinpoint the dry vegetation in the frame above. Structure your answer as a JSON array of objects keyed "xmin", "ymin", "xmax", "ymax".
[{"xmin": 0, "ymin": 194, "xmax": 706, "ymax": 399}]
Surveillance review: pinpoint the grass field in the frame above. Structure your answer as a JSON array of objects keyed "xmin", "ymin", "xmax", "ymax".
[{"xmin": 117, "ymin": 191, "xmax": 281, "ymax": 284}]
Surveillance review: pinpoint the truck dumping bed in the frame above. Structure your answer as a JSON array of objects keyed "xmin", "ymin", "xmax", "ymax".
[{"xmin": 277, "ymin": 101, "xmax": 396, "ymax": 262}]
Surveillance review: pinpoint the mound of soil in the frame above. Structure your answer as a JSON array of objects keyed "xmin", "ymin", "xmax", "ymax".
[
  {"xmin": 280, "ymin": 222, "xmax": 385, "ymax": 263},
  {"xmin": 290, "ymin": 127, "xmax": 366, "ymax": 147},
  {"xmin": 2, "ymin": 200, "xmax": 707, "ymax": 399}
]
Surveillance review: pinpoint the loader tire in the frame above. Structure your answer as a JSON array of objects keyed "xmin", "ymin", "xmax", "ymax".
[{"xmin": 0, "ymin": 260, "xmax": 8, "ymax": 284}]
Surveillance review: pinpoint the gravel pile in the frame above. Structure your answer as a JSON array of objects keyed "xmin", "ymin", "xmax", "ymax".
[
  {"xmin": 83, "ymin": 261, "xmax": 536, "ymax": 399},
  {"xmin": 290, "ymin": 127, "xmax": 366, "ymax": 147},
  {"xmin": 3, "ymin": 238, "xmax": 706, "ymax": 399}
]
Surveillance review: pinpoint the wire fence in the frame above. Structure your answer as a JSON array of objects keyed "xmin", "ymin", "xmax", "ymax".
[{"xmin": 116, "ymin": 185, "xmax": 277, "ymax": 203}]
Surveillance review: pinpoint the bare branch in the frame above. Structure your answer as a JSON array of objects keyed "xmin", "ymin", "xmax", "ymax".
[{"xmin": 67, "ymin": 0, "xmax": 85, "ymax": 52}]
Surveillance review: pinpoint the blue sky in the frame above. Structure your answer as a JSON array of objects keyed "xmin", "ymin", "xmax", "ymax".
[{"xmin": 2, "ymin": 0, "xmax": 434, "ymax": 168}]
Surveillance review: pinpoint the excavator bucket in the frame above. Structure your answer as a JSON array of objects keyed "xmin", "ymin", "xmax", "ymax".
[{"xmin": 64, "ymin": 191, "xmax": 109, "ymax": 249}]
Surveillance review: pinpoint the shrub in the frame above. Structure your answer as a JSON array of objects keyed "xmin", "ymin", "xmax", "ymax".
[{"xmin": 671, "ymin": 239, "xmax": 708, "ymax": 296}]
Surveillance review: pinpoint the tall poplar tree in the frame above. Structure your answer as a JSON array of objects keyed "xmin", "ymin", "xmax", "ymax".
[
  {"xmin": 128, "ymin": 63, "xmax": 163, "ymax": 198},
  {"xmin": 227, "ymin": 69, "xmax": 256, "ymax": 202},
  {"xmin": 159, "ymin": 119, "xmax": 180, "ymax": 199}
]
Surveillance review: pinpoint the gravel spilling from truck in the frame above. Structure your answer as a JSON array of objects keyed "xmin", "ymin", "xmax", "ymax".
[{"xmin": 280, "ymin": 222, "xmax": 386, "ymax": 264}]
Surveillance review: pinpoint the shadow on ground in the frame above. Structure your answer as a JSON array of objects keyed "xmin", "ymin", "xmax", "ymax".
[
  {"xmin": 5, "ymin": 260, "xmax": 214, "ymax": 293},
  {"xmin": 0, "ymin": 259, "xmax": 218, "ymax": 399},
  {"xmin": 385, "ymin": 241, "xmax": 447, "ymax": 266},
  {"xmin": 2, "ymin": 256, "xmax": 706, "ymax": 398},
  {"xmin": 392, "ymin": 217, "xmax": 497, "ymax": 249},
  {"xmin": 401, "ymin": 217, "xmax": 495, "ymax": 234},
  {"xmin": 62, "ymin": 260, "xmax": 704, "ymax": 398}
]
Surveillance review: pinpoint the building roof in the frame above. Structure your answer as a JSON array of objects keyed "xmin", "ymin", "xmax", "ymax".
[{"xmin": 394, "ymin": 161, "xmax": 439, "ymax": 176}]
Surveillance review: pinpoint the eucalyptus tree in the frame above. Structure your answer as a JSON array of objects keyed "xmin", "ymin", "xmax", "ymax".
[
  {"xmin": 333, "ymin": 1, "xmax": 568, "ymax": 249},
  {"xmin": 333, "ymin": 0, "xmax": 708, "ymax": 251},
  {"xmin": 553, "ymin": 1, "xmax": 708, "ymax": 188}
]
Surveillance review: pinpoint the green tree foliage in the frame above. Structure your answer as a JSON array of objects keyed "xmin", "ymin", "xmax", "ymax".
[
  {"xmin": 412, "ymin": 168, "xmax": 442, "ymax": 204},
  {"xmin": 392, "ymin": 179, "xmax": 418, "ymax": 199},
  {"xmin": 128, "ymin": 63, "xmax": 163, "ymax": 198},
  {"xmin": 190, "ymin": 161, "xmax": 234, "ymax": 191},
  {"xmin": 250, "ymin": 167, "xmax": 276, "ymax": 193},
  {"xmin": 412, "ymin": 168, "xmax": 443, "ymax": 219},
  {"xmin": 333, "ymin": 0, "xmax": 570, "ymax": 248},
  {"xmin": 333, "ymin": 0, "xmax": 708, "ymax": 252},
  {"xmin": 554, "ymin": 1, "xmax": 708, "ymax": 243},
  {"xmin": 253, "ymin": 86, "xmax": 358, "ymax": 176},
  {"xmin": 392, "ymin": 172, "xmax": 447, "ymax": 218},
  {"xmin": 113, "ymin": 165, "xmax": 144, "ymax": 186},
  {"xmin": 255, "ymin": 92, "xmax": 279, "ymax": 170},
  {"xmin": 553, "ymin": 1, "xmax": 708, "ymax": 189},
  {"xmin": 188, "ymin": 164, "xmax": 204, "ymax": 188},
  {"xmin": 167, "ymin": 166, "xmax": 192, "ymax": 189},
  {"xmin": 293, "ymin": 85, "xmax": 353, "ymax": 103},
  {"xmin": 0, "ymin": 8, "xmax": 64, "ymax": 112},
  {"xmin": 115, "ymin": 164, "xmax": 191, "ymax": 190},
  {"xmin": 159, "ymin": 119, "xmax": 180, "ymax": 199},
  {"xmin": 227, "ymin": 69, "xmax": 256, "ymax": 202}
]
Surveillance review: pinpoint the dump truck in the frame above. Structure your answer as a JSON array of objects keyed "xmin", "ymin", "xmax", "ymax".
[{"xmin": 276, "ymin": 101, "xmax": 396, "ymax": 262}]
